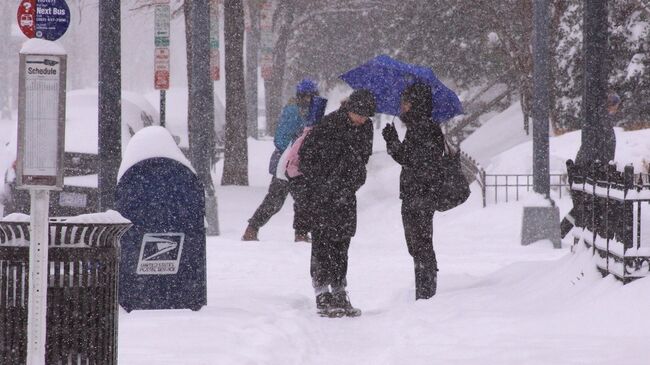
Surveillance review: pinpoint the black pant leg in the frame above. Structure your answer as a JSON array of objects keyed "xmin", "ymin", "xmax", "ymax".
[
  {"xmin": 248, "ymin": 176, "xmax": 290, "ymax": 229},
  {"xmin": 560, "ymin": 208, "xmax": 576, "ymax": 239},
  {"xmin": 330, "ymin": 237, "xmax": 351, "ymax": 290},
  {"xmin": 310, "ymin": 230, "xmax": 331, "ymax": 289},
  {"xmin": 288, "ymin": 177, "xmax": 312, "ymax": 234},
  {"xmin": 401, "ymin": 203, "xmax": 436, "ymax": 264},
  {"xmin": 401, "ymin": 202, "xmax": 437, "ymax": 299},
  {"xmin": 311, "ymin": 231, "xmax": 351, "ymax": 291}
]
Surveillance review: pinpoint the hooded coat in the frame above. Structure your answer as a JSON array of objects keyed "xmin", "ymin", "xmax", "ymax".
[
  {"xmin": 387, "ymin": 83, "xmax": 445, "ymax": 209},
  {"xmin": 300, "ymin": 108, "xmax": 373, "ymax": 239},
  {"xmin": 274, "ymin": 98, "xmax": 310, "ymax": 152}
]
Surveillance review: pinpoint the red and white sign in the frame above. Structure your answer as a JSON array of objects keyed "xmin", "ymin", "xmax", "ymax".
[
  {"xmin": 259, "ymin": 0, "xmax": 276, "ymax": 80},
  {"xmin": 153, "ymin": 0, "xmax": 170, "ymax": 89},
  {"xmin": 154, "ymin": 48, "xmax": 170, "ymax": 90},
  {"xmin": 210, "ymin": 52, "xmax": 220, "ymax": 80},
  {"xmin": 17, "ymin": 0, "xmax": 37, "ymax": 38}
]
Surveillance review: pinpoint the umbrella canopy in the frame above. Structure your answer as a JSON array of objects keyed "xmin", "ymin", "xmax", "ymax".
[{"xmin": 340, "ymin": 55, "xmax": 463, "ymax": 122}]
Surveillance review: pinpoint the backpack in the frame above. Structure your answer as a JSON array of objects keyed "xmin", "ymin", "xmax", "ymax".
[
  {"xmin": 434, "ymin": 139, "xmax": 470, "ymax": 211},
  {"xmin": 277, "ymin": 97, "xmax": 327, "ymax": 180},
  {"xmin": 283, "ymin": 126, "xmax": 314, "ymax": 179}
]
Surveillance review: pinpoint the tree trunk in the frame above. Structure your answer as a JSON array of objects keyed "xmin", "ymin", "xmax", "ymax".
[
  {"xmin": 188, "ymin": 0, "xmax": 220, "ymax": 234},
  {"xmin": 188, "ymin": 0, "xmax": 216, "ymax": 187},
  {"xmin": 222, "ymin": 0, "xmax": 249, "ymax": 185},
  {"xmin": 0, "ymin": 1, "xmax": 11, "ymax": 119},
  {"xmin": 98, "ymin": 0, "xmax": 122, "ymax": 211},
  {"xmin": 246, "ymin": 0, "xmax": 260, "ymax": 138},
  {"xmin": 185, "ymin": 0, "xmax": 194, "ymax": 135},
  {"xmin": 264, "ymin": 1, "xmax": 294, "ymax": 137}
]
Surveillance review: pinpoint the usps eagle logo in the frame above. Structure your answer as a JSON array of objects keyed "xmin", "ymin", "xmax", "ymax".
[{"xmin": 136, "ymin": 233, "xmax": 185, "ymax": 275}]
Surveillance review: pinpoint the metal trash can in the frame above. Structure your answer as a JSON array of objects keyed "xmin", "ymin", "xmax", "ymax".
[
  {"xmin": 115, "ymin": 157, "xmax": 207, "ymax": 312},
  {"xmin": 0, "ymin": 217, "xmax": 131, "ymax": 365}
]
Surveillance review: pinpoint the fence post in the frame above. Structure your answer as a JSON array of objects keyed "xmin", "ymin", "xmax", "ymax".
[
  {"xmin": 590, "ymin": 162, "xmax": 598, "ymax": 255},
  {"xmin": 605, "ymin": 165, "xmax": 611, "ymax": 274},
  {"xmin": 481, "ymin": 170, "xmax": 487, "ymax": 208},
  {"xmin": 622, "ymin": 165, "xmax": 635, "ymax": 251}
]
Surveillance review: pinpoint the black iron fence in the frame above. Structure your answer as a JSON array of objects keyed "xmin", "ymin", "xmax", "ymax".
[
  {"xmin": 478, "ymin": 173, "xmax": 569, "ymax": 207},
  {"xmin": 460, "ymin": 152, "xmax": 570, "ymax": 207},
  {"xmin": 567, "ymin": 160, "xmax": 650, "ymax": 283}
]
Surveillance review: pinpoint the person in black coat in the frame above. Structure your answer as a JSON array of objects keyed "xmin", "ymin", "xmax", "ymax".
[
  {"xmin": 561, "ymin": 93, "xmax": 621, "ymax": 238},
  {"xmin": 300, "ymin": 89, "xmax": 375, "ymax": 317},
  {"xmin": 382, "ymin": 82, "xmax": 445, "ymax": 300}
]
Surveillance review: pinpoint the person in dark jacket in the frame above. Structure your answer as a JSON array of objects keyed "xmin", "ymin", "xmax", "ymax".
[
  {"xmin": 300, "ymin": 89, "xmax": 375, "ymax": 317},
  {"xmin": 561, "ymin": 93, "xmax": 621, "ymax": 238},
  {"xmin": 242, "ymin": 79, "xmax": 318, "ymax": 242},
  {"xmin": 382, "ymin": 82, "xmax": 445, "ymax": 300},
  {"xmin": 574, "ymin": 92, "xmax": 620, "ymax": 166}
]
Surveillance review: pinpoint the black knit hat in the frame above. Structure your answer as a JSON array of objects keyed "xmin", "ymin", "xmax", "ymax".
[
  {"xmin": 401, "ymin": 82, "xmax": 433, "ymax": 116},
  {"xmin": 346, "ymin": 89, "xmax": 376, "ymax": 117}
]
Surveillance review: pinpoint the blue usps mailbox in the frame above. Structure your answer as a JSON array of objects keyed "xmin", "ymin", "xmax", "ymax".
[{"xmin": 115, "ymin": 157, "xmax": 207, "ymax": 311}]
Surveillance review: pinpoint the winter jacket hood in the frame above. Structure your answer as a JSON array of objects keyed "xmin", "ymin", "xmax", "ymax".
[
  {"xmin": 400, "ymin": 82, "xmax": 434, "ymax": 127},
  {"xmin": 388, "ymin": 96, "xmax": 445, "ymax": 208},
  {"xmin": 274, "ymin": 98, "xmax": 309, "ymax": 152}
]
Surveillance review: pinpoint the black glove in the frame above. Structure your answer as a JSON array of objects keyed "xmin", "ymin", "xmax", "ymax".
[{"xmin": 382, "ymin": 123, "xmax": 398, "ymax": 143}]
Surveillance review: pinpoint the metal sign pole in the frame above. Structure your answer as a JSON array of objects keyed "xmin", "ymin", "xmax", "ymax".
[
  {"xmin": 521, "ymin": 0, "xmax": 561, "ymax": 249},
  {"xmin": 16, "ymin": 0, "xmax": 70, "ymax": 361},
  {"xmin": 17, "ymin": 46, "xmax": 67, "ymax": 364},
  {"xmin": 26, "ymin": 189, "xmax": 50, "ymax": 365},
  {"xmin": 160, "ymin": 89, "xmax": 166, "ymax": 127}
]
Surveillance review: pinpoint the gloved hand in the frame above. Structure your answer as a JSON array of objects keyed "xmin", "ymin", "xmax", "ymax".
[{"xmin": 382, "ymin": 123, "xmax": 398, "ymax": 143}]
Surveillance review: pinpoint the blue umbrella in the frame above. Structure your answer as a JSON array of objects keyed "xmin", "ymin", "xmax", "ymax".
[{"xmin": 340, "ymin": 55, "xmax": 463, "ymax": 122}]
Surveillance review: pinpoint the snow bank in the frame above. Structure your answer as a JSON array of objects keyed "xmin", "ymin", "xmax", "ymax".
[
  {"xmin": 118, "ymin": 126, "xmax": 195, "ymax": 181},
  {"xmin": 52, "ymin": 210, "xmax": 130, "ymax": 224},
  {"xmin": 487, "ymin": 127, "xmax": 650, "ymax": 174},
  {"xmin": 1, "ymin": 213, "xmax": 30, "ymax": 222},
  {"xmin": 461, "ymin": 102, "xmax": 531, "ymax": 167},
  {"xmin": 2, "ymin": 210, "xmax": 130, "ymax": 224}
]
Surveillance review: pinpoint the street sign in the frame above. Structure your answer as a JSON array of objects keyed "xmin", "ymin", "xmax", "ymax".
[
  {"xmin": 154, "ymin": 48, "xmax": 170, "ymax": 90},
  {"xmin": 154, "ymin": 3, "xmax": 170, "ymax": 47},
  {"xmin": 17, "ymin": 53, "xmax": 66, "ymax": 189},
  {"xmin": 260, "ymin": 0, "xmax": 276, "ymax": 79},
  {"xmin": 18, "ymin": 39, "xmax": 67, "ymax": 365},
  {"xmin": 17, "ymin": 0, "xmax": 71, "ymax": 41},
  {"xmin": 153, "ymin": 1, "xmax": 170, "ymax": 90},
  {"xmin": 209, "ymin": 0, "xmax": 220, "ymax": 81}
]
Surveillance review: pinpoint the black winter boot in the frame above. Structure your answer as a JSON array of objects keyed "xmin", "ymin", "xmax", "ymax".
[
  {"xmin": 560, "ymin": 214, "xmax": 575, "ymax": 239},
  {"xmin": 295, "ymin": 231, "xmax": 312, "ymax": 243},
  {"xmin": 414, "ymin": 260, "xmax": 438, "ymax": 300},
  {"xmin": 316, "ymin": 292, "xmax": 333, "ymax": 314},
  {"xmin": 241, "ymin": 225, "xmax": 259, "ymax": 241},
  {"xmin": 326, "ymin": 291, "xmax": 361, "ymax": 317}
]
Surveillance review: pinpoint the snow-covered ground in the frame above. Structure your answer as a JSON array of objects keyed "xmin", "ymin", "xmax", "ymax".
[
  {"xmin": 116, "ymin": 108, "xmax": 649, "ymax": 364},
  {"xmin": 2, "ymin": 99, "xmax": 650, "ymax": 364}
]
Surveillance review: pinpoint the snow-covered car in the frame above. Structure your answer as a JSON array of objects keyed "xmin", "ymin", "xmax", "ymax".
[
  {"xmin": 146, "ymin": 87, "xmax": 226, "ymax": 152},
  {"xmin": 3, "ymin": 89, "xmax": 160, "ymax": 216}
]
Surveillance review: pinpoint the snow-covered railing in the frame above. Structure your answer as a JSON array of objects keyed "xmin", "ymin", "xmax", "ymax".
[
  {"xmin": 479, "ymin": 172, "xmax": 569, "ymax": 207},
  {"xmin": 460, "ymin": 151, "xmax": 570, "ymax": 208},
  {"xmin": 567, "ymin": 160, "xmax": 650, "ymax": 283}
]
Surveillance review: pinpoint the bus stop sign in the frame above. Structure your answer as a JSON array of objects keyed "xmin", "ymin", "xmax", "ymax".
[{"xmin": 17, "ymin": 0, "xmax": 71, "ymax": 41}]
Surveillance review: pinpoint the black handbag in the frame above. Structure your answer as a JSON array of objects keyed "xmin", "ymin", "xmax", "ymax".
[
  {"xmin": 435, "ymin": 140, "xmax": 470, "ymax": 211},
  {"xmin": 268, "ymin": 149, "xmax": 282, "ymax": 175}
]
